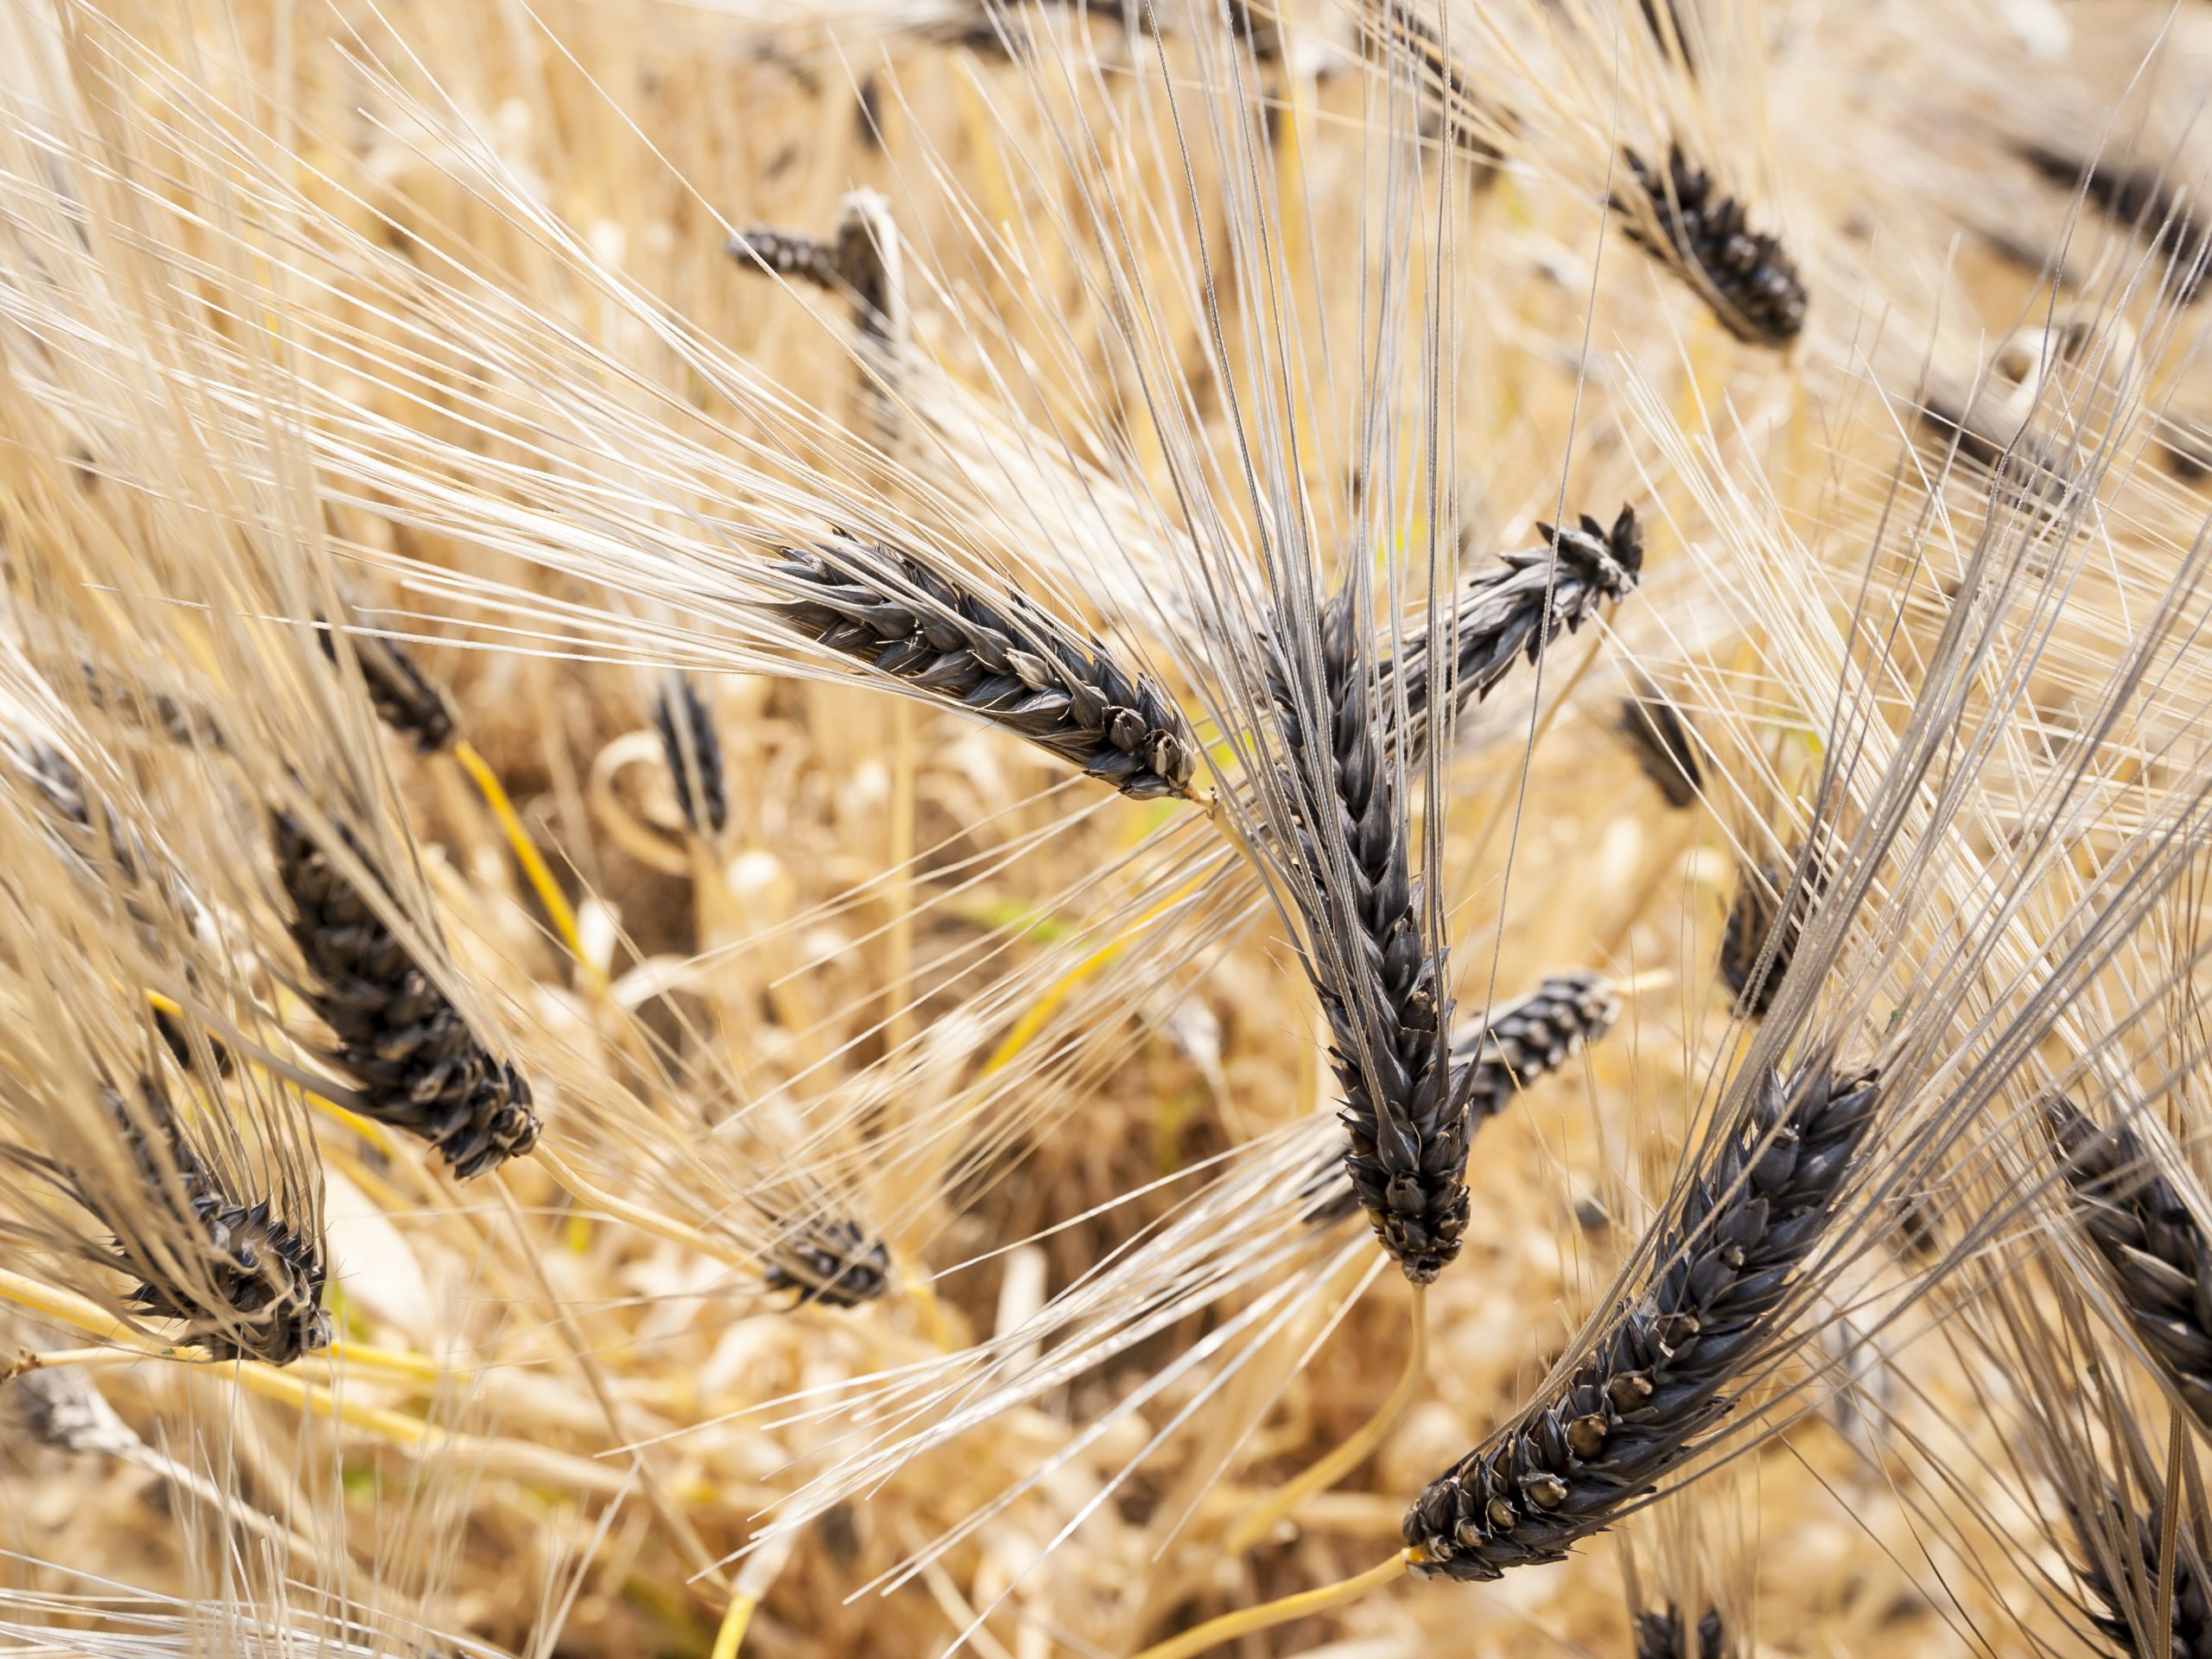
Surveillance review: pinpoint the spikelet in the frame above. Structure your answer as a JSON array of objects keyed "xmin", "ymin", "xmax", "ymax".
[
  {"xmin": 1613, "ymin": 147, "xmax": 1808, "ymax": 348},
  {"xmin": 274, "ymin": 813, "xmax": 540, "ymax": 1179},
  {"xmin": 770, "ymin": 535, "xmax": 1198, "ymax": 800},
  {"xmin": 1403, "ymin": 1061, "xmax": 1881, "ymax": 1577},
  {"xmin": 652, "ymin": 672, "xmax": 729, "ymax": 836}
]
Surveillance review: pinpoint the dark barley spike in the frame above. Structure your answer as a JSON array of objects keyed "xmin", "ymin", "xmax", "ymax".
[
  {"xmin": 652, "ymin": 673, "xmax": 729, "ymax": 836},
  {"xmin": 1633, "ymin": 1605, "xmax": 1729, "ymax": 1659},
  {"xmin": 1270, "ymin": 593, "xmax": 1464, "ymax": 1282},
  {"xmin": 1719, "ymin": 855, "xmax": 1821, "ymax": 1020},
  {"xmin": 1618, "ymin": 677, "xmax": 1702, "ymax": 810},
  {"xmin": 318, "ymin": 622, "xmax": 456, "ymax": 753},
  {"xmin": 273, "ymin": 812, "xmax": 540, "ymax": 1179},
  {"xmin": 726, "ymin": 226, "xmax": 842, "ymax": 290},
  {"xmin": 2048, "ymin": 1099, "xmax": 2212, "ymax": 1433},
  {"xmin": 1301, "ymin": 970, "xmax": 1620, "ymax": 1226},
  {"xmin": 2067, "ymin": 1490, "xmax": 2212, "ymax": 1659},
  {"xmin": 763, "ymin": 1217, "xmax": 892, "ymax": 1309},
  {"xmin": 1613, "ymin": 146, "xmax": 1807, "ymax": 347},
  {"xmin": 1388, "ymin": 508, "xmax": 1643, "ymax": 744},
  {"xmin": 105, "ymin": 1081, "xmax": 329, "ymax": 1365},
  {"xmin": 1403, "ymin": 1061, "xmax": 1881, "ymax": 1579},
  {"xmin": 1454, "ymin": 970, "xmax": 1623, "ymax": 1124},
  {"xmin": 2022, "ymin": 143, "xmax": 2211, "ymax": 306},
  {"xmin": 770, "ymin": 537, "xmax": 1198, "ymax": 801}
]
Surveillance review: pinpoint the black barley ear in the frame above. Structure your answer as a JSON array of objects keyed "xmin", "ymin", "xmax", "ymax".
[
  {"xmin": 1271, "ymin": 590, "xmax": 1466, "ymax": 1283},
  {"xmin": 1719, "ymin": 851, "xmax": 1823, "ymax": 1020},
  {"xmin": 2045, "ymin": 1097, "xmax": 2212, "ymax": 1431},
  {"xmin": 1614, "ymin": 146, "xmax": 1808, "ymax": 347},
  {"xmin": 764, "ymin": 1218, "xmax": 893, "ymax": 1309},
  {"xmin": 1633, "ymin": 1605, "xmax": 1729, "ymax": 1659},
  {"xmin": 770, "ymin": 536, "xmax": 1198, "ymax": 801},
  {"xmin": 273, "ymin": 811, "xmax": 540, "ymax": 1179},
  {"xmin": 1403, "ymin": 1062, "xmax": 1880, "ymax": 1578},
  {"xmin": 1389, "ymin": 506, "xmax": 1644, "ymax": 745},
  {"xmin": 652, "ymin": 672, "xmax": 729, "ymax": 836},
  {"xmin": 1452, "ymin": 970, "xmax": 1621, "ymax": 1124},
  {"xmin": 2020, "ymin": 143, "xmax": 2211, "ymax": 305},
  {"xmin": 2067, "ymin": 1487, "xmax": 2212, "ymax": 1659},
  {"xmin": 318, "ymin": 618, "xmax": 457, "ymax": 753},
  {"xmin": 106, "ymin": 1080, "xmax": 329, "ymax": 1364},
  {"xmin": 1617, "ymin": 676, "xmax": 1702, "ymax": 810}
]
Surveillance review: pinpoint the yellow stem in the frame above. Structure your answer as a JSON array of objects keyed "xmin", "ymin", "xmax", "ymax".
[
  {"xmin": 1224, "ymin": 1285, "xmax": 1427, "ymax": 1554},
  {"xmin": 978, "ymin": 877, "xmax": 1204, "ymax": 1077},
  {"xmin": 709, "ymin": 1592, "xmax": 760, "ymax": 1659},
  {"xmin": 453, "ymin": 740, "xmax": 610, "ymax": 997},
  {"xmin": 534, "ymin": 1144, "xmax": 753, "ymax": 1268},
  {"xmin": 1128, "ymin": 1551, "xmax": 1413, "ymax": 1659}
]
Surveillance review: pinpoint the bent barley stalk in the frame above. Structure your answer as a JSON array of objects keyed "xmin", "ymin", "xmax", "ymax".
[
  {"xmin": 273, "ymin": 812, "xmax": 541, "ymax": 1179},
  {"xmin": 770, "ymin": 535, "xmax": 1198, "ymax": 800},
  {"xmin": 1403, "ymin": 1060, "xmax": 1881, "ymax": 1577},
  {"xmin": 2047, "ymin": 1098, "xmax": 2212, "ymax": 1432}
]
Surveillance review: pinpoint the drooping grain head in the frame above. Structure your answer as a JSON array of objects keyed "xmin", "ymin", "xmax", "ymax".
[
  {"xmin": 273, "ymin": 812, "xmax": 540, "ymax": 1179},
  {"xmin": 1614, "ymin": 146, "xmax": 1808, "ymax": 347},
  {"xmin": 1405, "ymin": 1063, "xmax": 1880, "ymax": 1577},
  {"xmin": 771, "ymin": 537, "xmax": 1198, "ymax": 800}
]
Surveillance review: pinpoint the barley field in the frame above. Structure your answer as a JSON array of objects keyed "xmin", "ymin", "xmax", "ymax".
[{"xmin": 2, "ymin": 3, "xmax": 2210, "ymax": 1657}]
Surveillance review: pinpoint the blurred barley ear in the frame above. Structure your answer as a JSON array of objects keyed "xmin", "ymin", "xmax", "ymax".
[
  {"xmin": 320, "ymin": 615, "xmax": 456, "ymax": 753},
  {"xmin": 1612, "ymin": 147, "xmax": 1808, "ymax": 346},
  {"xmin": 1633, "ymin": 1605, "xmax": 1729, "ymax": 1659},
  {"xmin": 654, "ymin": 671, "xmax": 729, "ymax": 836},
  {"xmin": 1618, "ymin": 677, "xmax": 1702, "ymax": 810},
  {"xmin": 763, "ymin": 1217, "xmax": 893, "ymax": 1308},
  {"xmin": 1404, "ymin": 1061, "xmax": 1880, "ymax": 1577},
  {"xmin": 2020, "ymin": 143, "xmax": 2212, "ymax": 304}
]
